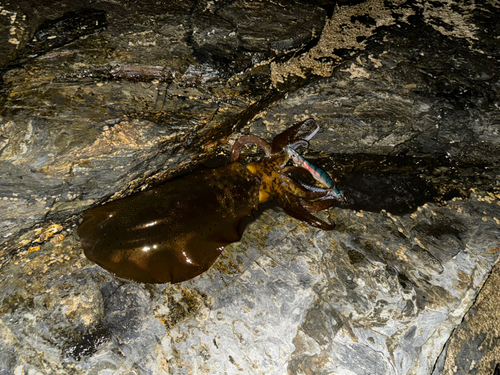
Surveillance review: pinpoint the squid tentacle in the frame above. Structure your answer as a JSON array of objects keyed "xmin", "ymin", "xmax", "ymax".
[
  {"xmin": 289, "ymin": 140, "xmax": 309, "ymax": 150},
  {"xmin": 283, "ymin": 166, "xmax": 344, "ymax": 201},
  {"xmin": 300, "ymin": 198, "xmax": 337, "ymax": 213},
  {"xmin": 299, "ymin": 119, "xmax": 319, "ymax": 142},
  {"xmin": 282, "ymin": 166, "xmax": 325, "ymax": 193},
  {"xmin": 280, "ymin": 175, "xmax": 330, "ymax": 200},
  {"xmin": 271, "ymin": 118, "xmax": 318, "ymax": 153},
  {"xmin": 230, "ymin": 135, "xmax": 271, "ymax": 163},
  {"xmin": 278, "ymin": 194, "xmax": 336, "ymax": 230},
  {"xmin": 294, "ymin": 181, "xmax": 344, "ymax": 202}
]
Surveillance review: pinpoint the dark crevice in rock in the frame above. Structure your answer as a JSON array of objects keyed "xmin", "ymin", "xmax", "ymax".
[
  {"xmin": 25, "ymin": 9, "xmax": 108, "ymax": 59},
  {"xmin": 0, "ymin": 9, "xmax": 108, "ymax": 89},
  {"xmin": 307, "ymin": 152, "xmax": 499, "ymax": 214},
  {"xmin": 340, "ymin": 171, "xmax": 436, "ymax": 215},
  {"xmin": 65, "ymin": 325, "xmax": 111, "ymax": 361}
]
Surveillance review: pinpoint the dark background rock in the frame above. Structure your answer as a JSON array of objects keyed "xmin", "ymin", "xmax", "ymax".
[
  {"xmin": 191, "ymin": 0, "xmax": 325, "ymax": 73},
  {"xmin": 0, "ymin": 0, "xmax": 499, "ymax": 374}
]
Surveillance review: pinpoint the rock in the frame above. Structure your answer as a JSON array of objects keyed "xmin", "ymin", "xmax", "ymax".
[
  {"xmin": 191, "ymin": 0, "xmax": 326, "ymax": 73},
  {"xmin": 433, "ymin": 261, "xmax": 500, "ymax": 375},
  {"xmin": 1, "ymin": 0, "xmax": 499, "ymax": 374}
]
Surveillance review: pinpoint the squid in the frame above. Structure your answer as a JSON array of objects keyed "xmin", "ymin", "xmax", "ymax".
[{"xmin": 78, "ymin": 119, "xmax": 343, "ymax": 283}]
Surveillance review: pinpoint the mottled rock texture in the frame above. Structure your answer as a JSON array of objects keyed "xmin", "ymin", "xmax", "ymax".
[{"xmin": 0, "ymin": 0, "xmax": 499, "ymax": 374}]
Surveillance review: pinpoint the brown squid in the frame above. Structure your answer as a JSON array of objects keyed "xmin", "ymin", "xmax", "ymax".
[{"xmin": 78, "ymin": 119, "xmax": 343, "ymax": 283}]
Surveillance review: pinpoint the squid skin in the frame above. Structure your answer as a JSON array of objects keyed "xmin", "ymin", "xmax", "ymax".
[
  {"xmin": 78, "ymin": 118, "xmax": 343, "ymax": 284},
  {"xmin": 78, "ymin": 163, "xmax": 260, "ymax": 283}
]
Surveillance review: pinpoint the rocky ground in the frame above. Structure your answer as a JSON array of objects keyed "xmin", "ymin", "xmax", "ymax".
[{"xmin": 0, "ymin": 0, "xmax": 499, "ymax": 374}]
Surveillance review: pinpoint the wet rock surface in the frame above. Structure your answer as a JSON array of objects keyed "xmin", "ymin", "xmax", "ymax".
[{"xmin": 1, "ymin": 0, "xmax": 499, "ymax": 374}]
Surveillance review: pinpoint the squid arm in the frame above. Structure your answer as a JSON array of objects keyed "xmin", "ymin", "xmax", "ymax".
[
  {"xmin": 230, "ymin": 135, "xmax": 271, "ymax": 163},
  {"xmin": 300, "ymin": 198, "xmax": 337, "ymax": 213},
  {"xmin": 280, "ymin": 175, "xmax": 331, "ymax": 201},
  {"xmin": 278, "ymin": 193, "xmax": 336, "ymax": 230}
]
